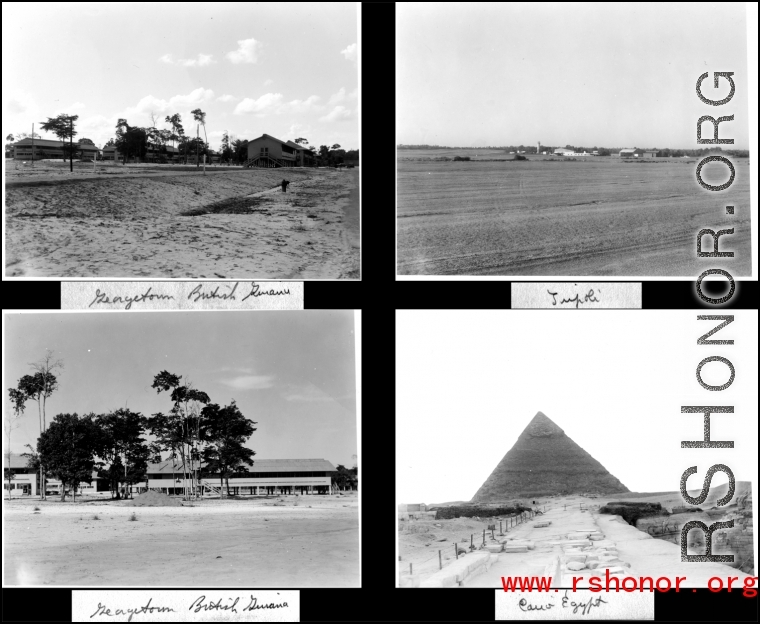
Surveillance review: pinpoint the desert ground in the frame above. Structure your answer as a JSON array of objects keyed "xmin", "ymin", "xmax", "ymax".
[
  {"xmin": 397, "ymin": 153, "xmax": 751, "ymax": 276},
  {"xmin": 399, "ymin": 485, "xmax": 753, "ymax": 587},
  {"xmin": 4, "ymin": 160, "xmax": 360, "ymax": 278},
  {"xmin": 4, "ymin": 492, "xmax": 359, "ymax": 586}
]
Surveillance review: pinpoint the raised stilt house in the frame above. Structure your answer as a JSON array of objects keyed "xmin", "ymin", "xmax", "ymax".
[{"xmin": 245, "ymin": 134, "xmax": 315, "ymax": 168}]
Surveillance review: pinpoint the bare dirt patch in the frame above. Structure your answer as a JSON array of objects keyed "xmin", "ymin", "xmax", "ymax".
[
  {"xmin": 4, "ymin": 493, "xmax": 359, "ymax": 586},
  {"xmin": 5, "ymin": 163, "xmax": 359, "ymax": 278}
]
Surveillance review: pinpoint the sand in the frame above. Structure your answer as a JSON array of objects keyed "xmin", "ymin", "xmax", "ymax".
[
  {"xmin": 5, "ymin": 161, "xmax": 360, "ymax": 278},
  {"xmin": 399, "ymin": 493, "xmax": 753, "ymax": 588},
  {"xmin": 4, "ymin": 494, "xmax": 359, "ymax": 586},
  {"xmin": 397, "ymin": 156, "xmax": 751, "ymax": 276}
]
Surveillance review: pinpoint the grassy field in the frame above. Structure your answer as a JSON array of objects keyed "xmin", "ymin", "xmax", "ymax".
[{"xmin": 397, "ymin": 156, "xmax": 751, "ymax": 276}]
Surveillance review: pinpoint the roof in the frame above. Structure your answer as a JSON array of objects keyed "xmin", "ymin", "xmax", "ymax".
[
  {"xmin": 619, "ymin": 148, "xmax": 637, "ymax": 152},
  {"xmin": 249, "ymin": 133, "xmax": 293, "ymax": 147},
  {"xmin": 14, "ymin": 138, "xmax": 67, "ymax": 147},
  {"xmin": 642, "ymin": 150, "xmax": 658, "ymax": 153},
  {"xmin": 146, "ymin": 458, "xmax": 336, "ymax": 474},
  {"xmin": 14, "ymin": 138, "xmax": 99, "ymax": 149},
  {"xmin": 285, "ymin": 140, "xmax": 314, "ymax": 152}
]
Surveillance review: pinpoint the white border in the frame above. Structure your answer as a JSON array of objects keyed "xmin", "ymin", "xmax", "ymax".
[
  {"xmin": 1, "ymin": 308, "xmax": 361, "ymax": 589},
  {"xmin": 396, "ymin": 2, "xmax": 758, "ymax": 282},
  {"xmin": 2, "ymin": 2, "xmax": 361, "ymax": 282}
]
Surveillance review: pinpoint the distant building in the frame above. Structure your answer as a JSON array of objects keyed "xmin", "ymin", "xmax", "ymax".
[
  {"xmin": 12, "ymin": 138, "xmax": 99, "ymax": 161},
  {"xmin": 619, "ymin": 148, "xmax": 637, "ymax": 157},
  {"xmin": 642, "ymin": 150, "xmax": 658, "ymax": 158},
  {"xmin": 246, "ymin": 134, "xmax": 315, "ymax": 168},
  {"xmin": 553, "ymin": 148, "xmax": 574, "ymax": 155}
]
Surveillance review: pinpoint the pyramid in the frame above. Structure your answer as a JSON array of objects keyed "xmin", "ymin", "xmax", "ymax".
[{"xmin": 471, "ymin": 411, "xmax": 629, "ymax": 501}]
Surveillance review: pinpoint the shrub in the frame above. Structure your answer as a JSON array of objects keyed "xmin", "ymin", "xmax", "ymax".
[
  {"xmin": 129, "ymin": 513, "xmax": 137, "ymax": 521},
  {"xmin": 599, "ymin": 502, "xmax": 664, "ymax": 525},
  {"xmin": 430, "ymin": 505, "xmax": 530, "ymax": 520},
  {"xmin": 92, "ymin": 514, "xmax": 100, "ymax": 520},
  {"xmin": 452, "ymin": 156, "xmax": 471, "ymax": 161}
]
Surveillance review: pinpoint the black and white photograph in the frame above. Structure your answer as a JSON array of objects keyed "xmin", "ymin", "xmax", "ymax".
[
  {"xmin": 397, "ymin": 310, "xmax": 757, "ymax": 591},
  {"xmin": 397, "ymin": 3, "xmax": 752, "ymax": 278},
  {"xmin": 3, "ymin": 310, "xmax": 359, "ymax": 587},
  {"xmin": 3, "ymin": 2, "xmax": 360, "ymax": 279}
]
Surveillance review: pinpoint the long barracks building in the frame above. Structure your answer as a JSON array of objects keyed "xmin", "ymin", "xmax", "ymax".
[
  {"xmin": 12, "ymin": 138, "xmax": 100, "ymax": 161},
  {"xmin": 143, "ymin": 458, "xmax": 336, "ymax": 496},
  {"xmin": 4, "ymin": 454, "xmax": 336, "ymax": 497}
]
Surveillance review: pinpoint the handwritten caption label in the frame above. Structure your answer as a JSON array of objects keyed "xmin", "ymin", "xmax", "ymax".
[
  {"xmin": 62, "ymin": 281, "xmax": 303, "ymax": 311},
  {"xmin": 511, "ymin": 283, "xmax": 642, "ymax": 309},
  {"xmin": 73, "ymin": 590, "xmax": 299, "ymax": 622},
  {"xmin": 495, "ymin": 589, "xmax": 653, "ymax": 620}
]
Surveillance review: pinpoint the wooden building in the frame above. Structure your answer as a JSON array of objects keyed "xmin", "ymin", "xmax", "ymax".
[
  {"xmin": 245, "ymin": 134, "xmax": 315, "ymax": 168},
  {"xmin": 12, "ymin": 138, "xmax": 99, "ymax": 161}
]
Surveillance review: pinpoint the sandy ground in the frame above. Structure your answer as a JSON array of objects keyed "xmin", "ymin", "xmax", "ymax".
[
  {"xmin": 3, "ymin": 493, "xmax": 359, "ymax": 586},
  {"xmin": 399, "ymin": 493, "xmax": 753, "ymax": 588},
  {"xmin": 397, "ymin": 157, "xmax": 751, "ymax": 276},
  {"xmin": 5, "ymin": 161, "xmax": 359, "ymax": 278}
]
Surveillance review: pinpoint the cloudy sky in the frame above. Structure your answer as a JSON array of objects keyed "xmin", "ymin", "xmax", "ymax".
[
  {"xmin": 4, "ymin": 311, "xmax": 357, "ymax": 469},
  {"xmin": 398, "ymin": 2, "xmax": 750, "ymax": 149},
  {"xmin": 2, "ymin": 2, "xmax": 359, "ymax": 151},
  {"xmin": 398, "ymin": 310, "xmax": 757, "ymax": 504}
]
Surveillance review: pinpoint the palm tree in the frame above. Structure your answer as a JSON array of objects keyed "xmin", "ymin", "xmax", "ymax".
[{"xmin": 191, "ymin": 108, "xmax": 208, "ymax": 168}]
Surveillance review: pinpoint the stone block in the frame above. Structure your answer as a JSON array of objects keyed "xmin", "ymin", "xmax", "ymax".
[
  {"xmin": 485, "ymin": 544, "xmax": 503, "ymax": 553},
  {"xmin": 566, "ymin": 561, "xmax": 586, "ymax": 571},
  {"xmin": 503, "ymin": 545, "xmax": 528, "ymax": 553},
  {"xmin": 565, "ymin": 554, "xmax": 587, "ymax": 563}
]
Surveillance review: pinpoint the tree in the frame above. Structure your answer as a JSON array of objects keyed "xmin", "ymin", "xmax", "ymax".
[
  {"xmin": 95, "ymin": 408, "xmax": 149, "ymax": 499},
  {"xmin": 220, "ymin": 132, "xmax": 233, "ymax": 164},
  {"xmin": 191, "ymin": 108, "xmax": 208, "ymax": 168},
  {"xmin": 201, "ymin": 401, "xmax": 256, "ymax": 497},
  {"xmin": 40, "ymin": 114, "xmax": 79, "ymax": 171},
  {"xmin": 9, "ymin": 350, "xmax": 63, "ymax": 499},
  {"xmin": 295, "ymin": 137, "xmax": 309, "ymax": 145},
  {"xmin": 150, "ymin": 371, "xmax": 210, "ymax": 499},
  {"xmin": 331, "ymin": 144, "xmax": 341, "ymax": 151},
  {"xmin": 104, "ymin": 138, "xmax": 115, "ymax": 148},
  {"xmin": 4, "ymin": 390, "xmax": 25, "ymax": 499},
  {"xmin": 331, "ymin": 464, "xmax": 357, "ymax": 492},
  {"xmin": 37, "ymin": 413, "xmax": 100, "ymax": 502},
  {"xmin": 115, "ymin": 119, "xmax": 148, "ymax": 164},
  {"xmin": 231, "ymin": 139, "xmax": 249, "ymax": 164}
]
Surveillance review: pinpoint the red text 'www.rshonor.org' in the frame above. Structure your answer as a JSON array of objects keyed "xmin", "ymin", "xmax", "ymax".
[{"xmin": 500, "ymin": 574, "xmax": 758, "ymax": 597}]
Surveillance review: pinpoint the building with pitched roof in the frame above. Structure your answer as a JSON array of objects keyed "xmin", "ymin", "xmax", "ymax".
[
  {"xmin": 246, "ymin": 133, "xmax": 315, "ymax": 168},
  {"xmin": 12, "ymin": 138, "xmax": 100, "ymax": 161},
  {"xmin": 143, "ymin": 458, "xmax": 336, "ymax": 496}
]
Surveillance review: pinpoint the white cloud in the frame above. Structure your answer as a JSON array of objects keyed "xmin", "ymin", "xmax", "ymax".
[
  {"xmin": 319, "ymin": 105, "xmax": 352, "ymax": 122},
  {"xmin": 288, "ymin": 123, "xmax": 313, "ymax": 138},
  {"xmin": 282, "ymin": 384, "xmax": 345, "ymax": 402},
  {"xmin": 122, "ymin": 88, "xmax": 215, "ymax": 118},
  {"xmin": 226, "ymin": 38, "xmax": 262, "ymax": 64},
  {"xmin": 234, "ymin": 92, "xmax": 283, "ymax": 115},
  {"xmin": 159, "ymin": 53, "xmax": 216, "ymax": 67},
  {"xmin": 340, "ymin": 43, "xmax": 357, "ymax": 63},
  {"xmin": 219, "ymin": 375, "xmax": 275, "ymax": 390},
  {"xmin": 328, "ymin": 87, "xmax": 358, "ymax": 106},
  {"xmin": 216, "ymin": 94, "xmax": 238, "ymax": 103},
  {"xmin": 264, "ymin": 79, "xmax": 274, "ymax": 86},
  {"xmin": 280, "ymin": 95, "xmax": 321, "ymax": 114},
  {"xmin": 234, "ymin": 93, "xmax": 322, "ymax": 116}
]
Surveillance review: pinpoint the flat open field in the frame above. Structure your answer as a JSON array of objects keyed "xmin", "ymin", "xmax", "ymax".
[
  {"xmin": 5, "ymin": 160, "xmax": 359, "ymax": 278},
  {"xmin": 397, "ymin": 156, "xmax": 751, "ymax": 276},
  {"xmin": 4, "ymin": 493, "xmax": 359, "ymax": 586}
]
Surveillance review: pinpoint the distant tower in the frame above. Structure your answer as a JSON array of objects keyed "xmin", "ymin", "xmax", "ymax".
[{"xmin": 538, "ymin": 141, "xmax": 541, "ymax": 155}]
